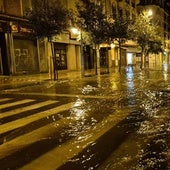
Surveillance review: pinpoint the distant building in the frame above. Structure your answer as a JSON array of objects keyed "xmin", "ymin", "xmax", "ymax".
[
  {"xmin": 94, "ymin": 0, "xmax": 140, "ymax": 68},
  {"xmin": 137, "ymin": 0, "xmax": 170, "ymax": 67}
]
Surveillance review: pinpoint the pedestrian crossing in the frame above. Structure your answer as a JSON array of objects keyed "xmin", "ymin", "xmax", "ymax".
[
  {"xmin": 0, "ymin": 100, "xmax": 58, "ymax": 119},
  {"xmin": 0, "ymin": 99, "xmax": 34, "ymax": 110},
  {"xmin": 0, "ymin": 96, "xmax": 153, "ymax": 170}
]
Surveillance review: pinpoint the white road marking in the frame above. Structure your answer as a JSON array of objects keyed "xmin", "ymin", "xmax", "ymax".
[{"xmin": 0, "ymin": 100, "xmax": 58, "ymax": 119}]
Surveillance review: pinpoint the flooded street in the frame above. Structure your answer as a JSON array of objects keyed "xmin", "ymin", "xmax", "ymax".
[{"xmin": 0, "ymin": 66, "xmax": 170, "ymax": 169}]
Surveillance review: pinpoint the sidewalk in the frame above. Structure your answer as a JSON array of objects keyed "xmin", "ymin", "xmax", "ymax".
[
  {"xmin": 0, "ymin": 70, "xmax": 83, "ymax": 86},
  {"xmin": 0, "ymin": 67, "xmax": 129, "ymax": 86}
]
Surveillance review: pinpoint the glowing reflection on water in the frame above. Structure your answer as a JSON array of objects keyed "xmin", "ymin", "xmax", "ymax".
[
  {"xmin": 163, "ymin": 63, "xmax": 168, "ymax": 81},
  {"xmin": 70, "ymin": 98, "xmax": 87, "ymax": 120},
  {"xmin": 126, "ymin": 66, "xmax": 134, "ymax": 91}
]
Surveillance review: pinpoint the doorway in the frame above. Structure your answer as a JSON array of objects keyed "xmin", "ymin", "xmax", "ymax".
[
  {"xmin": 127, "ymin": 53, "xmax": 133, "ymax": 65},
  {"xmin": 0, "ymin": 32, "xmax": 10, "ymax": 75}
]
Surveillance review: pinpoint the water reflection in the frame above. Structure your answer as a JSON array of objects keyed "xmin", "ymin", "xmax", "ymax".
[
  {"xmin": 70, "ymin": 98, "xmax": 87, "ymax": 120},
  {"xmin": 81, "ymin": 85, "xmax": 97, "ymax": 95},
  {"xmin": 124, "ymin": 66, "xmax": 137, "ymax": 107},
  {"xmin": 163, "ymin": 63, "xmax": 168, "ymax": 81},
  {"xmin": 125, "ymin": 66, "xmax": 134, "ymax": 91}
]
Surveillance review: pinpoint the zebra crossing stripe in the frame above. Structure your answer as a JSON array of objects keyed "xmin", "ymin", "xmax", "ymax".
[
  {"xmin": 0, "ymin": 99, "xmax": 35, "ymax": 109},
  {"xmin": 20, "ymin": 109, "xmax": 131, "ymax": 170},
  {"xmin": 0, "ymin": 100, "xmax": 58, "ymax": 119},
  {"xmin": 0, "ymin": 98, "xmax": 12, "ymax": 103},
  {"xmin": 0, "ymin": 102, "xmax": 74, "ymax": 134},
  {"xmin": 0, "ymin": 114, "xmax": 75, "ymax": 159}
]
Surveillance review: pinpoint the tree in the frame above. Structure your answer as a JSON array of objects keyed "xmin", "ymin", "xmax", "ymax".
[
  {"xmin": 26, "ymin": 0, "xmax": 69, "ymax": 80},
  {"xmin": 76, "ymin": 0, "xmax": 110, "ymax": 75},
  {"xmin": 147, "ymin": 40, "xmax": 164, "ymax": 65},
  {"xmin": 109, "ymin": 17, "xmax": 131, "ymax": 71},
  {"xmin": 147, "ymin": 40, "xmax": 163, "ymax": 55},
  {"xmin": 129, "ymin": 10, "xmax": 161, "ymax": 69}
]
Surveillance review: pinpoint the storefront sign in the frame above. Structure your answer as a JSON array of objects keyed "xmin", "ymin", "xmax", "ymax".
[{"xmin": 11, "ymin": 24, "xmax": 19, "ymax": 32}]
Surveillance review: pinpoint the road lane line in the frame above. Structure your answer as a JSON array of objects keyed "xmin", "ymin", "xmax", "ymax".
[{"xmin": 0, "ymin": 100, "xmax": 58, "ymax": 119}]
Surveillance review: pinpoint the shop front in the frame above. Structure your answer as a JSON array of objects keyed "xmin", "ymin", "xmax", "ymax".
[
  {"xmin": 11, "ymin": 22, "xmax": 39, "ymax": 74},
  {"xmin": 13, "ymin": 38, "xmax": 39, "ymax": 74},
  {"xmin": 51, "ymin": 31, "xmax": 81, "ymax": 74},
  {"xmin": 0, "ymin": 19, "xmax": 40, "ymax": 75}
]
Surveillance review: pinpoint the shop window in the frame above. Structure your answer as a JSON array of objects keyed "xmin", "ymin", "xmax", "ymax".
[{"xmin": 54, "ymin": 45, "xmax": 67, "ymax": 70}]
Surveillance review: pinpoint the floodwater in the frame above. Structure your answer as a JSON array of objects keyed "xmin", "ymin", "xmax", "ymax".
[{"xmin": 0, "ymin": 65, "xmax": 170, "ymax": 170}]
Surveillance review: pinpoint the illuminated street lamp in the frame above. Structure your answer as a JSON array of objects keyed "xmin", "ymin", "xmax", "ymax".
[
  {"xmin": 70, "ymin": 27, "xmax": 80, "ymax": 40},
  {"xmin": 148, "ymin": 9, "xmax": 152, "ymax": 17},
  {"xmin": 71, "ymin": 27, "xmax": 79, "ymax": 35}
]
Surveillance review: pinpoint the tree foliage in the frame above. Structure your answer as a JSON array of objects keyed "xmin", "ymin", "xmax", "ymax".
[
  {"xmin": 129, "ymin": 10, "xmax": 161, "ymax": 54},
  {"xmin": 129, "ymin": 10, "xmax": 163, "ymax": 68},
  {"xmin": 147, "ymin": 40, "xmax": 164, "ymax": 55},
  {"xmin": 76, "ymin": 0, "xmax": 110, "ymax": 44},
  {"xmin": 26, "ymin": 0, "xmax": 69, "ymax": 38},
  {"xmin": 108, "ymin": 16, "xmax": 131, "ymax": 71},
  {"xmin": 25, "ymin": 0, "xmax": 70, "ymax": 80},
  {"xmin": 109, "ymin": 17, "xmax": 130, "ymax": 43},
  {"xmin": 76, "ymin": 0, "xmax": 111, "ymax": 75}
]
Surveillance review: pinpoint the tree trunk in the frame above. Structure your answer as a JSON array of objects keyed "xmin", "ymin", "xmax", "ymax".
[
  {"xmin": 141, "ymin": 48, "xmax": 145, "ymax": 69},
  {"xmin": 50, "ymin": 41, "xmax": 58, "ymax": 80},
  {"xmin": 94, "ymin": 44, "xmax": 100, "ymax": 75},
  {"xmin": 118, "ymin": 39, "xmax": 122, "ymax": 72}
]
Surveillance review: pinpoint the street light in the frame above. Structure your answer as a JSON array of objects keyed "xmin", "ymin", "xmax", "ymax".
[
  {"xmin": 70, "ymin": 27, "xmax": 80, "ymax": 40},
  {"xmin": 148, "ymin": 9, "xmax": 152, "ymax": 17},
  {"xmin": 71, "ymin": 27, "xmax": 79, "ymax": 35}
]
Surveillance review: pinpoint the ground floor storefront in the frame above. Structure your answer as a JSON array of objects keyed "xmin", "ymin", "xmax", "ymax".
[{"xmin": 1, "ymin": 21, "xmax": 170, "ymax": 77}]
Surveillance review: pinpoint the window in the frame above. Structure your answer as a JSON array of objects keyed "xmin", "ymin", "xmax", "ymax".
[{"xmin": 54, "ymin": 44, "xmax": 67, "ymax": 70}]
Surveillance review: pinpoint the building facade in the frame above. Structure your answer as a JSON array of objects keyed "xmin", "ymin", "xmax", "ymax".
[
  {"xmin": 0, "ymin": 0, "xmax": 82, "ymax": 76},
  {"xmin": 137, "ymin": 0, "xmax": 170, "ymax": 67},
  {"xmin": 98, "ymin": 0, "xmax": 140, "ymax": 68},
  {"xmin": 0, "ymin": 0, "xmax": 40, "ymax": 75},
  {"xmin": 0, "ymin": 0, "xmax": 169, "ymax": 76}
]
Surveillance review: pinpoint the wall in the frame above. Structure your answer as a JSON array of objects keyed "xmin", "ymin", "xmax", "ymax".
[
  {"xmin": 38, "ymin": 38, "xmax": 49, "ymax": 73},
  {"xmin": 67, "ymin": 44, "xmax": 77, "ymax": 70},
  {"xmin": 4, "ymin": 0, "xmax": 22, "ymax": 16}
]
